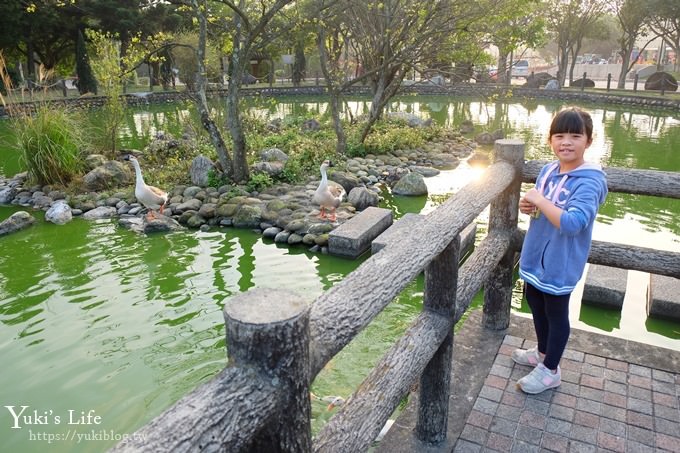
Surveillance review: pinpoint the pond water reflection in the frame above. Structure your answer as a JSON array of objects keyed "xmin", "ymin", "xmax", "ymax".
[{"xmin": 0, "ymin": 96, "xmax": 678, "ymax": 452}]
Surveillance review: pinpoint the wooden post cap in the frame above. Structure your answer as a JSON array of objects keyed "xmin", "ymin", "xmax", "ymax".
[{"xmin": 224, "ymin": 288, "xmax": 309, "ymax": 325}]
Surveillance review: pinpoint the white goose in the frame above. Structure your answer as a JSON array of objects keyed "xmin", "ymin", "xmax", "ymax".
[
  {"xmin": 310, "ymin": 392, "xmax": 394, "ymax": 441},
  {"xmin": 312, "ymin": 159, "xmax": 346, "ymax": 222},
  {"xmin": 124, "ymin": 155, "xmax": 168, "ymax": 219}
]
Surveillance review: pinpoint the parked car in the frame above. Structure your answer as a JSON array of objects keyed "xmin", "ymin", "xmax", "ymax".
[{"xmin": 511, "ymin": 60, "xmax": 529, "ymax": 78}]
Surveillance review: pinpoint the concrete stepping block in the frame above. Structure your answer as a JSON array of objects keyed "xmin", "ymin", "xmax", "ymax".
[
  {"xmin": 582, "ymin": 264, "xmax": 627, "ymax": 310},
  {"xmin": 647, "ymin": 274, "xmax": 680, "ymax": 321},
  {"xmin": 371, "ymin": 213, "xmax": 422, "ymax": 254},
  {"xmin": 328, "ymin": 207, "xmax": 393, "ymax": 259},
  {"xmin": 371, "ymin": 213, "xmax": 477, "ymax": 258}
]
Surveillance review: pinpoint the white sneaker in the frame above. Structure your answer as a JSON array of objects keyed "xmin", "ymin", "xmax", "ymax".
[
  {"xmin": 511, "ymin": 346, "xmax": 541, "ymax": 366},
  {"xmin": 517, "ymin": 363, "xmax": 561, "ymax": 394}
]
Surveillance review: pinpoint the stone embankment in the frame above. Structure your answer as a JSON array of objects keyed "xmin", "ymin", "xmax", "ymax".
[{"xmin": 0, "ymin": 135, "xmax": 475, "ymax": 252}]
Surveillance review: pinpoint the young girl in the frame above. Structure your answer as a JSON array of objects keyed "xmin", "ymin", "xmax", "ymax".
[{"xmin": 512, "ymin": 107, "xmax": 608, "ymax": 394}]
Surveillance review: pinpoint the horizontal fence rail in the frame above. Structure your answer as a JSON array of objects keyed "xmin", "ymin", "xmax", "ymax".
[
  {"xmin": 313, "ymin": 230, "xmax": 514, "ymax": 451},
  {"xmin": 523, "ymin": 159, "xmax": 680, "ymax": 199},
  {"xmin": 111, "ymin": 141, "xmax": 679, "ymax": 453},
  {"xmin": 514, "ymin": 229, "xmax": 680, "ymax": 279},
  {"xmin": 109, "ymin": 367, "xmax": 280, "ymax": 452},
  {"xmin": 308, "ymin": 158, "xmax": 517, "ymax": 378}
]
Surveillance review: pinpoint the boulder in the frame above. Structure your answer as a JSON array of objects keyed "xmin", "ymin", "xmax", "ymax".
[
  {"xmin": 119, "ymin": 215, "xmax": 184, "ymax": 234},
  {"xmin": 45, "ymin": 200, "xmax": 73, "ymax": 225},
  {"xmin": 84, "ymin": 154, "xmax": 108, "ymax": 170},
  {"xmin": 233, "ymin": 204, "xmax": 262, "ymax": 228},
  {"xmin": 266, "ymin": 118, "xmax": 282, "ymax": 132},
  {"xmin": 252, "ymin": 161, "xmax": 285, "ymax": 178},
  {"xmin": 0, "ymin": 211, "xmax": 35, "ymax": 236},
  {"xmin": 459, "ymin": 120, "xmax": 475, "ymax": 134},
  {"xmin": 524, "ymin": 72, "xmax": 555, "ymax": 89},
  {"xmin": 262, "ymin": 226, "xmax": 282, "ymax": 239},
  {"xmin": 410, "ymin": 166, "xmax": 440, "ymax": 177},
  {"xmin": 0, "ymin": 187, "xmax": 17, "ymax": 204},
  {"xmin": 252, "ymin": 148, "xmax": 289, "ymax": 178},
  {"xmin": 83, "ymin": 160, "xmax": 131, "ymax": 191},
  {"xmin": 175, "ymin": 198, "xmax": 202, "ymax": 213},
  {"xmin": 259, "ymin": 147, "xmax": 289, "ymax": 163},
  {"xmin": 190, "ymin": 155, "xmax": 214, "ymax": 186},
  {"xmin": 347, "ymin": 187, "xmax": 379, "ymax": 211},
  {"xmin": 386, "ymin": 112, "xmax": 432, "ymax": 128},
  {"xmin": 544, "ymin": 79, "xmax": 560, "ymax": 90},
  {"xmin": 300, "ymin": 119, "xmax": 321, "ymax": 133},
  {"xmin": 570, "ymin": 78, "xmax": 595, "ymax": 88},
  {"xmin": 82, "ymin": 206, "xmax": 117, "ymax": 220},
  {"xmin": 392, "ymin": 172, "xmax": 428, "ymax": 196},
  {"xmin": 475, "ymin": 132, "xmax": 495, "ymax": 145},
  {"xmin": 644, "ymin": 72, "xmax": 678, "ymax": 92},
  {"xmin": 329, "ymin": 172, "xmax": 362, "ymax": 194}
]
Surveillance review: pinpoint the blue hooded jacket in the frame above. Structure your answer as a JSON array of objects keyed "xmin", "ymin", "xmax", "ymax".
[{"xmin": 519, "ymin": 160, "xmax": 608, "ymax": 295}]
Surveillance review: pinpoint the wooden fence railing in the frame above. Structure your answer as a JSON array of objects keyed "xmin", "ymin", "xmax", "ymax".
[{"xmin": 110, "ymin": 140, "xmax": 680, "ymax": 452}]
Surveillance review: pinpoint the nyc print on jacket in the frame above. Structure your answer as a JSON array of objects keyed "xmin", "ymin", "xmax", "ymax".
[{"xmin": 519, "ymin": 161, "xmax": 608, "ymax": 295}]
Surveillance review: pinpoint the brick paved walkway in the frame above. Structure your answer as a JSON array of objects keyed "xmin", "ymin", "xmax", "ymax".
[{"xmin": 455, "ymin": 335, "xmax": 680, "ymax": 453}]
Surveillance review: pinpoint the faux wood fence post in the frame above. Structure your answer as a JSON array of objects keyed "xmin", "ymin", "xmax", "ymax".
[
  {"xmin": 416, "ymin": 235, "xmax": 460, "ymax": 443},
  {"xmin": 225, "ymin": 288, "xmax": 312, "ymax": 452},
  {"xmin": 581, "ymin": 72, "xmax": 586, "ymax": 92},
  {"xmin": 483, "ymin": 139, "xmax": 524, "ymax": 330}
]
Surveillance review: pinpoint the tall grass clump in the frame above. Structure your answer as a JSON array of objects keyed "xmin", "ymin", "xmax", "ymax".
[
  {"xmin": 2, "ymin": 50, "xmax": 85, "ymax": 186},
  {"xmin": 14, "ymin": 106, "xmax": 86, "ymax": 186}
]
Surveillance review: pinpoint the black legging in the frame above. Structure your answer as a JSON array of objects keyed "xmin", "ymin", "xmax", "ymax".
[{"xmin": 525, "ymin": 283, "xmax": 571, "ymax": 370}]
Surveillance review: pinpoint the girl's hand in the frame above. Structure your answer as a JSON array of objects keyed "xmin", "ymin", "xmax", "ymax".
[
  {"xmin": 523, "ymin": 188, "xmax": 543, "ymax": 205},
  {"xmin": 519, "ymin": 196, "xmax": 536, "ymax": 215}
]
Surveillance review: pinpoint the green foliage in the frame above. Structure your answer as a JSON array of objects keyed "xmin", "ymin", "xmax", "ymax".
[
  {"xmin": 280, "ymin": 158, "xmax": 303, "ymax": 183},
  {"xmin": 349, "ymin": 119, "xmax": 433, "ymax": 155},
  {"xmin": 241, "ymin": 113, "xmax": 449, "ymax": 182},
  {"xmin": 245, "ymin": 115, "xmax": 338, "ymax": 184},
  {"xmin": 207, "ymin": 168, "xmax": 230, "ymax": 188},
  {"xmin": 86, "ymin": 29, "xmax": 147, "ymax": 154},
  {"xmin": 246, "ymin": 172, "xmax": 274, "ymax": 192},
  {"xmin": 0, "ymin": 56, "xmax": 20, "ymax": 96},
  {"xmin": 140, "ymin": 134, "xmax": 217, "ymax": 188},
  {"xmin": 171, "ymin": 32, "xmax": 223, "ymax": 91},
  {"xmin": 345, "ymin": 141, "xmax": 367, "ymax": 158},
  {"xmin": 13, "ymin": 106, "xmax": 86, "ymax": 186}
]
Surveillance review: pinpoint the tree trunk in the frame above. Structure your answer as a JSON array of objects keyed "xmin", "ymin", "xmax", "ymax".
[
  {"xmin": 193, "ymin": 0, "xmax": 233, "ymax": 179},
  {"xmin": 617, "ymin": 50, "xmax": 631, "ymax": 89},
  {"xmin": 26, "ymin": 42, "xmax": 35, "ymax": 82},
  {"xmin": 360, "ymin": 79, "xmax": 386, "ymax": 143},
  {"xmin": 359, "ymin": 67, "xmax": 405, "ymax": 143},
  {"xmin": 497, "ymin": 52, "xmax": 509, "ymax": 84},
  {"xmin": 317, "ymin": 26, "xmax": 346, "ymax": 155},
  {"xmin": 226, "ymin": 76, "xmax": 247, "ymax": 182},
  {"xmin": 226, "ymin": 10, "xmax": 249, "ymax": 183},
  {"xmin": 329, "ymin": 90, "xmax": 346, "ymax": 154},
  {"xmin": 556, "ymin": 46, "xmax": 569, "ymax": 87},
  {"xmin": 292, "ymin": 39, "xmax": 306, "ymax": 87},
  {"xmin": 617, "ymin": 34, "xmax": 637, "ymax": 90},
  {"xmin": 568, "ymin": 43, "xmax": 581, "ymax": 84}
]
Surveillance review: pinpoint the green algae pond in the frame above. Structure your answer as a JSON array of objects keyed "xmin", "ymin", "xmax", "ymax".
[{"xmin": 0, "ymin": 96, "xmax": 679, "ymax": 452}]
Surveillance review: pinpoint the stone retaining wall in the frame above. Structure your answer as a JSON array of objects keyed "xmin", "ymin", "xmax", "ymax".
[{"xmin": 2, "ymin": 83, "xmax": 678, "ymax": 118}]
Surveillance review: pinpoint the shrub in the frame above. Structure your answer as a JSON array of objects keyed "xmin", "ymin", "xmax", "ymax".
[
  {"xmin": 345, "ymin": 118, "xmax": 445, "ymax": 155},
  {"xmin": 207, "ymin": 168, "xmax": 230, "ymax": 188},
  {"xmin": 13, "ymin": 106, "xmax": 86, "ymax": 186},
  {"xmin": 246, "ymin": 172, "xmax": 274, "ymax": 192},
  {"xmin": 246, "ymin": 117, "xmax": 338, "ymax": 184}
]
